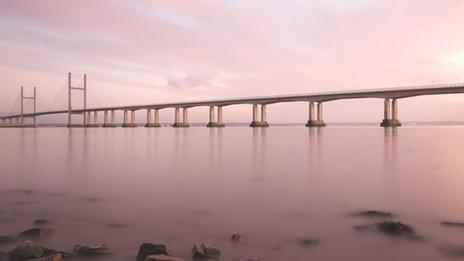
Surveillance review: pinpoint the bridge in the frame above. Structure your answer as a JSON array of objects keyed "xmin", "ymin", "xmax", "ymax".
[{"xmin": 1, "ymin": 73, "xmax": 464, "ymax": 128}]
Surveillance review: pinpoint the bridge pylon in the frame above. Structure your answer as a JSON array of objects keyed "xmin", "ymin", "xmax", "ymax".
[
  {"xmin": 20, "ymin": 86, "xmax": 37, "ymax": 127},
  {"xmin": 67, "ymin": 73, "xmax": 87, "ymax": 127}
]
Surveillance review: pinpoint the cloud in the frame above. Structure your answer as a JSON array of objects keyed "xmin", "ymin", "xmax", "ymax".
[
  {"xmin": 167, "ymin": 74, "xmax": 212, "ymax": 89},
  {"xmin": 0, "ymin": 0, "xmax": 463, "ymax": 121}
]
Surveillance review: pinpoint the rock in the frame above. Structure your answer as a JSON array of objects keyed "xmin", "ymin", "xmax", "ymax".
[
  {"xmin": 231, "ymin": 234, "xmax": 242, "ymax": 242},
  {"xmin": 192, "ymin": 243, "xmax": 220, "ymax": 259},
  {"xmin": 355, "ymin": 221, "xmax": 422, "ymax": 240},
  {"xmin": 17, "ymin": 228, "xmax": 53, "ymax": 239},
  {"xmin": 33, "ymin": 219, "xmax": 52, "ymax": 228},
  {"xmin": 73, "ymin": 244, "xmax": 109, "ymax": 256},
  {"xmin": 298, "ymin": 238, "xmax": 320, "ymax": 247},
  {"xmin": 145, "ymin": 254, "xmax": 185, "ymax": 261},
  {"xmin": 352, "ymin": 210, "xmax": 393, "ymax": 218},
  {"xmin": 30, "ymin": 253, "xmax": 63, "ymax": 261},
  {"xmin": 137, "ymin": 243, "xmax": 170, "ymax": 261},
  {"xmin": 7, "ymin": 240, "xmax": 58, "ymax": 261},
  {"xmin": 441, "ymin": 221, "xmax": 464, "ymax": 228},
  {"xmin": 375, "ymin": 221, "xmax": 415, "ymax": 236},
  {"xmin": 0, "ymin": 235, "xmax": 16, "ymax": 245}
]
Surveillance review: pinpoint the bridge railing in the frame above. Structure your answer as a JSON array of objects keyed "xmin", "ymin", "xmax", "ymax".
[{"xmin": 244, "ymin": 83, "xmax": 464, "ymax": 100}]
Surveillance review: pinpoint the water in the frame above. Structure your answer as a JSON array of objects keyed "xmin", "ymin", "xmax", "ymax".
[{"xmin": 1, "ymin": 126, "xmax": 464, "ymax": 260}]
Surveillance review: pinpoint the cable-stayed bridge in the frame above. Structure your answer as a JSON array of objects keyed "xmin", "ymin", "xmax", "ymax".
[{"xmin": 1, "ymin": 73, "xmax": 464, "ymax": 128}]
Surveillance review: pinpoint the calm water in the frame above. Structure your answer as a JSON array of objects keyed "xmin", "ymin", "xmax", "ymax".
[{"xmin": 1, "ymin": 126, "xmax": 464, "ymax": 260}]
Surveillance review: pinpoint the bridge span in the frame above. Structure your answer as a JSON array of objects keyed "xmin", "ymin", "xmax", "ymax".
[{"xmin": 1, "ymin": 73, "xmax": 464, "ymax": 128}]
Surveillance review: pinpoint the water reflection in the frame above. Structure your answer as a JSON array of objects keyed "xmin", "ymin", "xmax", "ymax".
[
  {"xmin": 252, "ymin": 128, "xmax": 267, "ymax": 173},
  {"xmin": 308, "ymin": 127, "xmax": 323, "ymax": 172},
  {"xmin": 383, "ymin": 127, "xmax": 398, "ymax": 172},
  {"xmin": 0, "ymin": 127, "xmax": 463, "ymax": 261},
  {"xmin": 208, "ymin": 128, "xmax": 224, "ymax": 170}
]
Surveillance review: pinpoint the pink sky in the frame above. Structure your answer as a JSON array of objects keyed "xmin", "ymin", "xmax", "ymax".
[{"xmin": 0, "ymin": 0, "xmax": 463, "ymax": 123}]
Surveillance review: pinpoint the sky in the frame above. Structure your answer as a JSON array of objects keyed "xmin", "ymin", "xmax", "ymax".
[{"xmin": 0, "ymin": 0, "xmax": 464, "ymax": 123}]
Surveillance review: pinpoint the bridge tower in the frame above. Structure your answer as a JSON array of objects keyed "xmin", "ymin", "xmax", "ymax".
[
  {"xmin": 20, "ymin": 86, "xmax": 37, "ymax": 127},
  {"xmin": 67, "ymin": 73, "xmax": 87, "ymax": 127}
]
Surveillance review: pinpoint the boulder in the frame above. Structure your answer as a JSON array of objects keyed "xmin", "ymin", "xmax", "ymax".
[
  {"xmin": 17, "ymin": 228, "xmax": 53, "ymax": 239},
  {"xmin": 375, "ymin": 221, "xmax": 415, "ymax": 235},
  {"xmin": 231, "ymin": 234, "xmax": 242, "ymax": 242},
  {"xmin": 7, "ymin": 240, "xmax": 58, "ymax": 261},
  {"xmin": 192, "ymin": 243, "xmax": 220, "ymax": 259},
  {"xmin": 354, "ymin": 221, "xmax": 423, "ymax": 240},
  {"xmin": 73, "ymin": 244, "xmax": 109, "ymax": 256},
  {"xmin": 137, "ymin": 243, "xmax": 170, "ymax": 261},
  {"xmin": 352, "ymin": 210, "xmax": 393, "ymax": 218},
  {"xmin": 0, "ymin": 235, "xmax": 16, "ymax": 245},
  {"xmin": 145, "ymin": 254, "xmax": 185, "ymax": 261},
  {"xmin": 33, "ymin": 219, "xmax": 52, "ymax": 228},
  {"xmin": 298, "ymin": 238, "xmax": 320, "ymax": 247}
]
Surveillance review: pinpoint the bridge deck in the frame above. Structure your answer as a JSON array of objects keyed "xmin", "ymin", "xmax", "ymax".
[{"xmin": 2, "ymin": 83, "xmax": 464, "ymax": 119}]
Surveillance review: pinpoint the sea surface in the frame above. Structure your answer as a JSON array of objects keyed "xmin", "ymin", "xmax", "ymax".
[{"xmin": 1, "ymin": 126, "xmax": 464, "ymax": 260}]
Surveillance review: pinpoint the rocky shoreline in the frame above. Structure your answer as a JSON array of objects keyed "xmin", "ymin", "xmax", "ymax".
[{"xmin": 2, "ymin": 209, "xmax": 464, "ymax": 260}]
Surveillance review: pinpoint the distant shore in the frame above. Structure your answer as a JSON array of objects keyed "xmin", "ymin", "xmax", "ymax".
[{"xmin": 4, "ymin": 121, "xmax": 464, "ymax": 128}]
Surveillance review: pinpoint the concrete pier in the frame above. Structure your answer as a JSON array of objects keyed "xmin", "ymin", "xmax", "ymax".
[
  {"xmin": 145, "ymin": 109, "xmax": 162, "ymax": 127},
  {"xmin": 122, "ymin": 110, "xmax": 137, "ymax": 127},
  {"xmin": 3, "ymin": 117, "xmax": 19, "ymax": 127},
  {"xmin": 250, "ymin": 104, "xmax": 269, "ymax": 127},
  {"xmin": 84, "ymin": 111, "xmax": 91, "ymax": 125},
  {"xmin": 0, "ymin": 118, "xmax": 13, "ymax": 128},
  {"xmin": 3, "ymin": 117, "xmax": 21, "ymax": 127},
  {"xmin": 380, "ymin": 98, "xmax": 401, "ymax": 127},
  {"xmin": 86, "ymin": 111, "xmax": 100, "ymax": 127},
  {"xmin": 207, "ymin": 106, "xmax": 225, "ymax": 127},
  {"xmin": 173, "ymin": 108, "xmax": 190, "ymax": 127},
  {"xmin": 103, "ymin": 110, "xmax": 117, "ymax": 127},
  {"xmin": 2, "ymin": 118, "xmax": 11, "ymax": 127},
  {"xmin": 306, "ymin": 102, "xmax": 326, "ymax": 127},
  {"xmin": 4, "ymin": 118, "xmax": 14, "ymax": 127}
]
